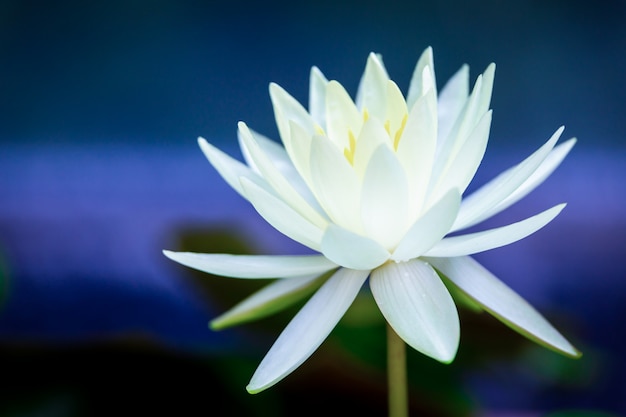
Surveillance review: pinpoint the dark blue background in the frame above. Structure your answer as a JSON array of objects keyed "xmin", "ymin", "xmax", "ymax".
[{"xmin": 1, "ymin": 1, "xmax": 625, "ymax": 416}]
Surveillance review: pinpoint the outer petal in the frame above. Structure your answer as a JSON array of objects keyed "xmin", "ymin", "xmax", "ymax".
[
  {"xmin": 425, "ymin": 204, "xmax": 566, "ymax": 257},
  {"xmin": 162, "ymin": 251, "xmax": 337, "ymax": 278},
  {"xmin": 198, "ymin": 137, "xmax": 265, "ymax": 199},
  {"xmin": 437, "ymin": 64, "xmax": 469, "ymax": 144},
  {"xmin": 391, "ymin": 189, "xmax": 461, "ymax": 262},
  {"xmin": 370, "ymin": 259, "xmax": 459, "ymax": 363},
  {"xmin": 452, "ymin": 127, "xmax": 571, "ymax": 231},
  {"xmin": 321, "ymin": 224, "xmax": 390, "ymax": 270},
  {"xmin": 270, "ymin": 82, "xmax": 317, "ymax": 146},
  {"xmin": 238, "ymin": 122, "xmax": 327, "ymax": 229},
  {"xmin": 426, "ymin": 256, "xmax": 581, "ymax": 357},
  {"xmin": 247, "ymin": 267, "xmax": 369, "ymax": 393},
  {"xmin": 211, "ymin": 273, "xmax": 330, "ymax": 330},
  {"xmin": 240, "ymin": 177, "xmax": 325, "ymax": 251}
]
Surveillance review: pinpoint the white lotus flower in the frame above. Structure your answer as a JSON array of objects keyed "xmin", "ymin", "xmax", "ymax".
[{"xmin": 164, "ymin": 47, "xmax": 580, "ymax": 393}]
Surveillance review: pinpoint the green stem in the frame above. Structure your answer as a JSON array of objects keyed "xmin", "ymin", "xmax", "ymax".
[{"xmin": 387, "ymin": 323, "xmax": 409, "ymax": 417}]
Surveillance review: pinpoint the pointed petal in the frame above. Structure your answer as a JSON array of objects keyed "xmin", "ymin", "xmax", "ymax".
[
  {"xmin": 238, "ymin": 122, "xmax": 327, "ymax": 228},
  {"xmin": 425, "ymin": 204, "xmax": 566, "ymax": 257},
  {"xmin": 392, "ymin": 189, "xmax": 461, "ymax": 262},
  {"xmin": 240, "ymin": 177, "xmax": 325, "ymax": 250},
  {"xmin": 426, "ymin": 256, "xmax": 581, "ymax": 357},
  {"xmin": 356, "ymin": 52, "xmax": 389, "ymax": 117},
  {"xmin": 247, "ymin": 267, "xmax": 369, "ymax": 393},
  {"xmin": 452, "ymin": 127, "xmax": 566, "ymax": 231},
  {"xmin": 309, "ymin": 133, "xmax": 362, "ymax": 231},
  {"xmin": 432, "ymin": 110, "xmax": 492, "ymax": 200},
  {"xmin": 385, "ymin": 80, "xmax": 409, "ymax": 137},
  {"xmin": 321, "ymin": 224, "xmax": 390, "ymax": 270},
  {"xmin": 437, "ymin": 64, "xmax": 469, "ymax": 144},
  {"xmin": 396, "ymin": 88, "xmax": 437, "ymax": 214},
  {"xmin": 198, "ymin": 137, "xmax": 265, "ymax": 199},
  {"xmin": 309, "ymin": 66, "xmax": 329, "ymax": 127},
  {"xmin": 407, "ymin": 47, "xmax": 437, "ymax": 110},
  {"xmin": 360, "ymin": 144, "xmax": 409, "ymax": 249},
  {"xmin": 163, "ymin": 251, "xmax": 337, "ymax": 278},
  {"xmin": 239, "ymin": 125, "xmax": 326, "ymax": 217},
  {"xmin": 270, "ymin": 82, "xmax": 316, "ymax": 145},
  {"xmin": 325, "ymin": 80, "xmax": 362, "ymax": 149},
  {"xmin": 370, "ymin": 259, "xmax": 459, "ymax": 362},
  {"xmin": 211, "ymin": 273, "xmax": 330, "ymax": 330}
]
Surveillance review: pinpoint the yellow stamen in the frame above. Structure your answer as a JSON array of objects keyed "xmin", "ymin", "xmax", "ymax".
[
  {"xmin": 384, "ymin": 120, "xmax": 391, "ymax": 136},
  {"xmin": 393, "ymin": 114, "xmax": 408, "ymax": 150},
  {"xmin": 344, "ymin": 129, "xmax": 357, "ymax": 165},
  {"xmin": 315, "ymin": 124, "xmax": 326, "ymax": 136},
  {"xmin": 363, "ymin": 108, "xmax": 370, "ymax": 122}
]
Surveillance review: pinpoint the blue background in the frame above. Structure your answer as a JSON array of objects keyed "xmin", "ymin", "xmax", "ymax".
[{"xmin": 1, "ymin": 1, "xmax": 625, "ymax": 416}]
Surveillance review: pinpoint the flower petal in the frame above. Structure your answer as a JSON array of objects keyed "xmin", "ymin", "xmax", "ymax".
[
  {"xmin": 425, "ymin": 204, "xmax": 566, "ymax": 257},
  {"xmin": 309, "ymin": 133, "xmax": 362, "ymax": 231},
  {"xmin": 406, "ymin": 46, "xmax": 437, "ymax": 110},
  {"xmin": 162, "ymin": 251, "xmax": 337, "ymax": 278},
  {"xmin": 309, "ymin": 66, "xmax": 329, "ymax": 127},
  {"xmin": 360, "ymin": 144, "xmax": 409, "ymax": 249},
  {"xmin": 370, "ymin": 259, "xmax": 459, "ymax": 363},
  {"xmin": 247, "ymin": 267, "xmax": 369, "ymax": 393},
  {"xmin": 321, "ymin": 224, "xmax": 390, "ymax": 270},
  {"xmin": 211, "ymin": 273, "xmax": 330, "ymax": 330},
  {"xmin": 270, "ymin": 82, "xmax": 317, "ymax": 145},
  {"xmin": 437, "ymin": 64, "xmax": 469, "ymax": 144},
  {"xmin": 240, "ymin": 177, "xmax": 325, "ymax": 250},
  {"xmin": 238, "ymin": 122, "xmax": 327, "ymax": 228},
  {"xmin": 325, "ymin": 80, "xmax": 363, "ymax": 149},
  {"xmin": 396, "ymin": 87, "xmax": 437, "ymax": 214},
  {"xmin": 431, "ymin": 110, "xmax": 493, "ymax": 200},
  {"xmin": 426, "ymin": 256, "xmax": 581, "ymax": 357},
  {"xmin": 355, "ymin": 52, "xmax": 389, "ymax": 118},
  {"xmin": 392, "ymin": 189, "xmax": 461, "ymax": 262},
  {"xmin": 452, "ymin": 128, "xmax": 571, "ymax": 231},
  {"xmin": 198, "ymin": 137, "xmax": 265, "ymax": 199}
]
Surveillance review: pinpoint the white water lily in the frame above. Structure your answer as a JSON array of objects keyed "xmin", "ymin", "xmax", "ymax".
[{"xmin": 164, "ymin": 47, "xmax": 580, "ymax": 393}]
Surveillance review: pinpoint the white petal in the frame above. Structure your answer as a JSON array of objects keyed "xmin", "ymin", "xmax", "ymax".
[
  {"xmin": 240, "ymin": 177, "xmax": 325, "ymax": 251},
  {"xmin": 198, "ymin": 137, "xmax": 265, "ymax": 199},
  {"xmin": 356, "ymin": 52, "xmax": 389, "ymax": 117},
  {"xmin": 309, "ymin": 134, "xmax": 362, "ymax": 231},
  {"xmin": 238, "ymin": 122, "xmax": 327, "ymax": 229},
  {"xmin": 163, "ymin": 251, "xmax": 337, "ymax": 278},
  {"xmin": 452, "ymin": 127, "xmax": 566, "ymax": 231},
  {"xmin": 360, "ymin": 144, "xmax": 409, "ymax": 249},
  {"xmin": 406, "ymin": 47, "xmax": 437, "ymax": 109},
  {"xmin": 431, "ymin": 110, "xmax": 492, "ymax": 200},
  {"xmin": 247, "ymin": 267, "xmax": 369, "ymax": 393},
  {"xmin": 352, "ymin": 118, "xmax": 391, "ymax": 179},
  {"xmin": 309, "ymin": 66, "xmax": 329, "ymax": 127},
  {"xmin": 239, "ymin": 125, "xmax": 326, "ymax": 217},
  {"xmin": 425, "ymin": 204, "xmax": 566, "ymax": 257},
  {"xmin": 211, "ymin": 273, "xmax": 328, "ymax": 330},
  {"xmin": 425, "ymin": 256, "xmax": 581, "ymax": 357},
  {"xmin": 395, "ymin": 88, "xmax": 437, "ymax": 214},
  {"xmin": 325, "ymin": 80, "xmax": 362, "ymax": 149},
  {"xmin": 392, "ymin": 189, "xmax": 460, "ymax": 262},
  {"xmin": 437, "ymin": 64, "xmax": 469, "ymax": 144},
  {"xmin": 385, "ymin": 80, "xmax": 409, "ymax": 137},
  {"xmin": 321, "ymin": 224, "xmax": 390, "ymax": 270},
  {"xmin": 370, "ymin": 259, "xmax": 459, "ymax": 362},
  {"xmin": 269, "ymin": 83, "xmax": 316, "ymax": 145}
]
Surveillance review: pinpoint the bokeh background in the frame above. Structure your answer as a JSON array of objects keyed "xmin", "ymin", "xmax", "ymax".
[{"xmin": 1, "ymin": 1, "xmax": 625, "ymax": 416}]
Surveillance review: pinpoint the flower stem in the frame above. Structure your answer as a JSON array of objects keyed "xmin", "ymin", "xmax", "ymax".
[{"xmin": 387, "ymin": 323, "xmax": 409, "ymax": 417}]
